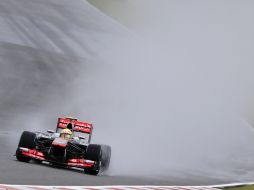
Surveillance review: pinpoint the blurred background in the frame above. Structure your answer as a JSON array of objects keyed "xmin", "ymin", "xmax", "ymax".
[
  {"xmin": 87, "ymin": 0, "xmax": 254, "ymax": 179},
  {"xmin": 1, "ymin": 0, "xmax": 254, "ymax": 185}
]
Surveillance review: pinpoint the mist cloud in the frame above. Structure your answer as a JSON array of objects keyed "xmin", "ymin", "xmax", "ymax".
[{"xmin": 83, "ymin": 0, "xmax": 254, "ymax": 182}]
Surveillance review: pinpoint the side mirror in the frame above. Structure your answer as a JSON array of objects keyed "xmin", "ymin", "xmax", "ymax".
[{"xmin": 47, "ymin": 130, "xmax": 54, "ymax": 133}]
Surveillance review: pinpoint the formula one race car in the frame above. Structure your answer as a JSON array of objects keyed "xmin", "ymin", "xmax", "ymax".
[{"xmin": 15, "ymin": 117, "xmax": 111, "ymax": 175}]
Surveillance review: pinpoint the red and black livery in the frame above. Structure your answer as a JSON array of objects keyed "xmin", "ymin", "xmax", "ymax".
[{"xmin": 15, "ymin": 117, "xmax": 111, "ymax": 175}]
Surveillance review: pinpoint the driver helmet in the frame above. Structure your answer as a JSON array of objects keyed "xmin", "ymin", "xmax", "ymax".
[{"xmin": 60, "ymin": 128, "xmax": 72, "ymax": 140}]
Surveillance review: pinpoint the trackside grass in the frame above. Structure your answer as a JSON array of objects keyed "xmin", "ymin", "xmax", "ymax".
[{"xmin": 223, "ymin": 185, "xmax": 254, "ymax": 190}]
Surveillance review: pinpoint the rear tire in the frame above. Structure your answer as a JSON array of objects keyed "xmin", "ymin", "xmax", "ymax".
[{"xmin": 16, "ymin": 131, "xmax": 36, "ymax": 162}]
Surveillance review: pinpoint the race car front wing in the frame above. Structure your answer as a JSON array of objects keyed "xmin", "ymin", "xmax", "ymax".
[{"xmin": 16, "ymin": 147, "xmax": 95, "ymax": 169}]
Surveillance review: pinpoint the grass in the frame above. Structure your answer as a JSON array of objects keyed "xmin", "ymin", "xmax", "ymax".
[{"xmin": 224, "ymin": 185, "xmax": 254, "ymax": 190}]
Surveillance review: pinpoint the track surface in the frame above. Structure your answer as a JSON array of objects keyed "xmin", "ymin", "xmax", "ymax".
[{"xmin": 0, "ymin": 0, "xmax": 242, "ymax": 186}]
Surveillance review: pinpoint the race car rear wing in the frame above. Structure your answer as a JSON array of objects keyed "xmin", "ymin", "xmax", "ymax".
[{"xmin": 57, "ymin": 117, "xmax": 93, "ymax": 134}]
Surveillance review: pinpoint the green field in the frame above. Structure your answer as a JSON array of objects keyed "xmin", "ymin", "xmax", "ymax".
[{"xmin": 224, "ymin": 185, "xmax": 254, "ymax": 190}]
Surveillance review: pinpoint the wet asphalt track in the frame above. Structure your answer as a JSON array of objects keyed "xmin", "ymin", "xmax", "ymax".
[
  {"xmin": 0, "ymin": 0, "xmax": 238, "ymax": 186},
  {"xmin": 0, "ymin": 133, "xmax": 230, "ymax": 186}
]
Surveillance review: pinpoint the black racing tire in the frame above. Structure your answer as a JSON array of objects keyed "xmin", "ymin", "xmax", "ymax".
[
  {"xmin": 33, "ymin": 159, "xmax": 42, "ymax": 164},
  {"xmin": 16, "ymin": 153, "xmax": 31, "ymax": 162},
  {"xmin": 85, "ymin": 144, "xmax": 102, "ymax": 161},
  {"xmin": 84, "ymin": 168, "xmax": 99, "ymax": 175},
  {"xmin": 84, "ymin": 144, "xmax": 111, "ymax": 175},
  {"xmin": 18, "ymin": 131, "xmax": 36, "ymax": 149},
  {"xmin": 50, "ymin": 162, "xmax": 65, "ymax": 168},
  {"xmin": 84, "ymin": 144, "xmax": 101, "ymax": 175},
  {"xmin": 16, "ymin": 131, "xmax": 36, "ymax": 162}
]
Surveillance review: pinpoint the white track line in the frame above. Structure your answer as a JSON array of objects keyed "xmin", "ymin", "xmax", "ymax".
[
  {"xmin": 2, "ymin": 183, "xmax": 254, "ymax": 190},
  {"xmin": 0, "ymin": 185, "xmax": 221, "ymax": 190}
]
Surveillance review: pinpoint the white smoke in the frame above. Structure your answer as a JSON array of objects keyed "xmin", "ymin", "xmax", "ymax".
[{"xmin": 82, "ymin": 0, "xmax": 254, "ymax": 182}]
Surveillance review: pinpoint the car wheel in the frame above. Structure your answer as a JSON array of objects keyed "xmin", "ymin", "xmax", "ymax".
[
  {"xmin": 16, "ymin": 131, "xmax": 36, "ymax": 162},
  {"xmin": 84, "ymin": 144, "xmax": 111, "ymax": 175}
]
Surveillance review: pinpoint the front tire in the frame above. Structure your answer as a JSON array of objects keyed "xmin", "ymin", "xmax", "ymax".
[
  {"xmin": 84, "ymin": 168, "xmax": 99, "ymax": 175},
  {"xmin": 16, "ymin": 131, "xmax": 36, "ymax": 162},
  {"xmin": 84, "ymin": 144, "xmax": 111, "ymax": 175}
]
